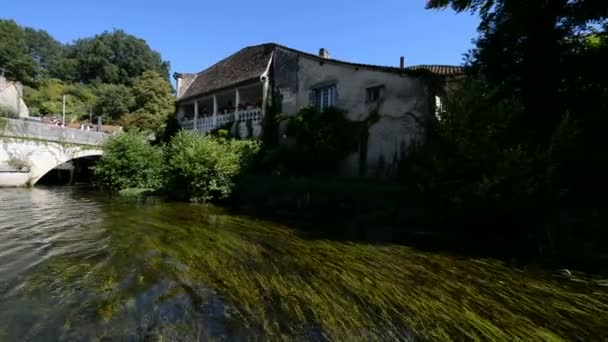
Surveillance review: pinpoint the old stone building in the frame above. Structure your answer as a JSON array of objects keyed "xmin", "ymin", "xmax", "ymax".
[
  {"xmin": 0, "ymin": 75, "xmax": 29, "ymax": 117},
  {"xmin": 174, "ymin": 43, "xmax": 462, "ymax": 177}
]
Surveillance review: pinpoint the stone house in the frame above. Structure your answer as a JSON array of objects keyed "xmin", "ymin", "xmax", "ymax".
[
  {"xmin": 174, "ymin": 43, "xmax": 462, "ymax": 177},
  {"xmin": 0, "ymin": 75, "xmax": 29, "ymax": 117}
]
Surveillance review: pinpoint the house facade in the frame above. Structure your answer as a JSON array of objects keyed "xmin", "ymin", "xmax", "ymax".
[
  {"xmin": 174, "ymin": 43, "xmax": 462, "ymax": 177},
  {"xmin": 0, "ymin": 76, "xmax": 29, "ymax": 118}
]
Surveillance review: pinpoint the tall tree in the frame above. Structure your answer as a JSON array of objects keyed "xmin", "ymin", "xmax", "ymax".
[
  {"xmin": 23, "ymin": 27, "xmax": 63, "ymax": 79},
  {"xmin": 121, "ymin": 71, "xmax": 174, "ymax": 135},
  {"xmin": 68, "ymin": 30, "xmax": 170, "ymax": 85},
  {"xmin": 93, "ymin": 84, "xmax": 135, "ymax": 122},
  {"xmin": 427, "ymin": 0, "xmax": 608, "ymax": 143},
  {"xmin": 0, "ymin": 19, "xmax": 37, "ymax": 84}
]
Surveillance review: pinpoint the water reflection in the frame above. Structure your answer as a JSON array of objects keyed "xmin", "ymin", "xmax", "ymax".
[{"xmin": 0, "ymin": 188, "xmax": 607, "ymax": 341}]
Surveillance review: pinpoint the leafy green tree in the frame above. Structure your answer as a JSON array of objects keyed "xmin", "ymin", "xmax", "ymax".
[
  {"xmin": 426, "ymin": 0, "xmax": 608, "ymax": 143},
  {"xmin": 0, "ymin": 19, "xmax": 37, "ymax": 84},
  {"xmin": 68, "ymin": 30, "xmax": 170, "ymax": 85},
  {"xmin": 25, "ymin": 79, "xmax": 97, "ymax": 122},
  {"xmin": 122, "ymin": 71, "xmax": 174, "ymax": 135},
  {"xmin": 94, "ymin": 131, "xmax": 164, "ymax": 191},
  {"xmin": 164, "ymin": 131, "xmax": 260, "ymax": 202},
  {"xmin": 92, "ymin": 84, "xmax": 135, "ymax": 123},
  {"xmin": 24, "ymin": 27, "xmax": 63, "ymax": 79}
]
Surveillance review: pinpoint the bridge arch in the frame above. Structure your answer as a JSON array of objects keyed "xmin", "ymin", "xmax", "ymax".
[
  {"xmin": 31, "ymin": 148, "xmax": 103, "ymax": 185},
  {"xmin": 1, "ymin": 118, "xmax": 107, "ymax": 187}
]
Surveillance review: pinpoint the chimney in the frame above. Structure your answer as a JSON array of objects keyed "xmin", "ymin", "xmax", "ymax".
[
  {"xmin": 400, "ymin": 56, "xmax": 406, "ymax": 69},
  {"xmin": 173, "ymin": 72, "xmax": 197, "ymax": 99},
  {"xmin": 319, "ymin": 48, "xmax": 330, "ymax": 59},
  {"xmin": 173, "ymin": 73, "xmax": 183, "ymax": 98}
]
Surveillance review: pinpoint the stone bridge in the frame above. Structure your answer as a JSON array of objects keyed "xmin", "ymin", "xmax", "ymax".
[{"xmin": 0, "ymin": 118, "xmax": 109, "ymax": 187}]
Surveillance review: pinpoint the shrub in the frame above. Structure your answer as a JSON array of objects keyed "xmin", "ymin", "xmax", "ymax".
[
  {"xmin": 0, "ymin": 105, "xmax": 17, "ymax": 118},
  {"xmin": 164, "ymin": 131, "xmax": 260, "ymax": 203},
  {"xmin": 265, "ymin": 107, "xmax": 375, "ymax": 175},
  {"xmin": 94, "ymin": 131, "xmax": 164, "ymax": 191}
]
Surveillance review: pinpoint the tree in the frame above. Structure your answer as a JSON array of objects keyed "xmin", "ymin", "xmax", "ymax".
[
  {"xmin": 68, "ymin": 30, "xmax": 170, "ymax": 85},
  {"xmin": 426, "ymin": 0, "xmax": 608, "ymax": 143},
  {"xmin": 420, "ymin": 0, "xmax": 608, "ymax": 255},
  {"xmin": 122, "ymin": 71, "xmax": 174, "ymax": 135},
  {"xmin": 25, "ymin": 79, "xmax": 97, "ymax": 122},
  {"xmin": 24, "ymin": 27, "xmax": 63, "ymax": 79},
  {"xmin": 94, "ymin": 131, "xmax": 164, "ymax": 191},
  {"xmin": 92, "ymin": 84, "xmax": 135, "ymax": 123},
  {"xmin": 0, "ymin": 19, "xmax": 37, "ymax": 84}
]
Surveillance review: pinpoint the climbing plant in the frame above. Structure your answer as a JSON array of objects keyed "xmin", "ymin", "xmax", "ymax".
[{"xmin": 264, "ymin": 107, "xmax": 378, "ymax": 176}]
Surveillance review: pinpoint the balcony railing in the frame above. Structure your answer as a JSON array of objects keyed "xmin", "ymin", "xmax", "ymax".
[{"xmin": 180, "ymin": 108, "xmax": 262, "ymax": 134}]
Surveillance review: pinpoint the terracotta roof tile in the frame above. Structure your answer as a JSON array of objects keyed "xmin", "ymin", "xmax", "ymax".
[
  {"xmin": 178, "ymin": 44, "xmax": 275, "ymax": 101},
  {"xmin": 176, "ymin": 44, "xmax": 464, "ymax": 101},
  {"xmin": 405, "ymin": 65, "xmax": 465, "ymax": 76}
]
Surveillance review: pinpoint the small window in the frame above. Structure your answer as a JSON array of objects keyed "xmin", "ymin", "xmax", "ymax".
[
  {"xmin": 312, "ymin": 85, "xmax": 336, "ymax": 111},
  {"xmin": 366, "ymin": 85, "xmax": 384, "ymax": 103}
]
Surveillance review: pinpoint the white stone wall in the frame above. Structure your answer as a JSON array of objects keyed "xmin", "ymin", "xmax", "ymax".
[
  {"xmin": 0, "ymin": 139, "xmax": 102, "ymax": 187},
  {"xmin": 0, "ymin": 78, "xmax": 29, "ymax": 118},
  {"xmin": 282, "ymin": 55, "xmax": 431, "ymax": 177}
]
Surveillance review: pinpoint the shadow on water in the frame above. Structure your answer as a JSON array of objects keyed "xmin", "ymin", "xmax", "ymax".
[
  {"xmin": 227, "ymin": 197, "xmax": 608, "ymax": 275},
  {"xmin": 0, "ymin": 188, "xmax": 607, "ymax": 341}
]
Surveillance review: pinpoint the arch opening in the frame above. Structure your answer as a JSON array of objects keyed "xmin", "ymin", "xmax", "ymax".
[{"xmin": 36, "ymin": 155, "xmax": 101, "ymax": 186}]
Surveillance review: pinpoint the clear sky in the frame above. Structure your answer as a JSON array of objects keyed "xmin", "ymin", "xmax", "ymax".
[{"xmin": 3, "ymin": 0, "xmax": 478, "ymax": 79}]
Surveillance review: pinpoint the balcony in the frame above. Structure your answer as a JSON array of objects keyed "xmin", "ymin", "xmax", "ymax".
[{"xmin": 180, "ymin": 108, "xmax": 262, "ymax": 134}]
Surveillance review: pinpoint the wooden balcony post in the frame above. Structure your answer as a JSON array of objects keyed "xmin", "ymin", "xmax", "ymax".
[
  {"xmin": 261, "ymin": 78, "xmax": 269, "ymax": 118},
  {"xmin": 193, "ymin": 100, "xmax": 199, "ymax": 131},
  {"xmin": 235, "ymin": 88, "xmax": 240, "ymax": 121},
  {"xmin": 213, "ymin": 95, "xmax": 218, "ymax": 127}
]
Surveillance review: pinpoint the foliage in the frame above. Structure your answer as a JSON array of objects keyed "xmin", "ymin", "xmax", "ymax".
[
  {"xmin": 121, "ymin": 71, "xmax": 174, "ymax": 136},
  {"xmin": 0, "ymin": 105, "xmax": 17, "ymax": 118},
  {"xmin": 25, "ymin": 79, "xmax": 97, "ymax": 122},
  {"xmin": 23, "ymin": 27, "xmax": 63, "ymax": 79},
  {"xmin": 67, "ymin": 30, "xmax": 170, "ymax": 85},
  {"xmin": 164, "ymin": 131, "xmax": 260, "ymax": 203},
  {"xmin": 94, "ymin": 132, "xmax": 164, "ymax": 191},
  {"xmin": 2, "ymin": 20, "xmax": 172, "ymax": 132},
  {"xmin": 92, "ymin": 84, "xmax": 135, "ymax": 123},
  {"xmin": 0, "ymin": 19, "xmax": 37, "ymax": 84},
  {"xmin": 6, "ymin": 156, "xmax": 30, "ymax": 170},
  {"xmin": 265, "ymin": 107, "xmax": 375, "ymax": 176},
  {"xmin": 419, "ymin": 0, "xmax": 608, "ymax": 254},
  {"xmin": 400, "ymin": 79, "xmax": 585, "ymax": 252}
]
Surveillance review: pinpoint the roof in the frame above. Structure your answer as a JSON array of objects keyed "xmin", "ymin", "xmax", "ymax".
[
  {"xmin": 176, "ymin": 43, "xmax": 464, "ymax": 101},
  {"xmin": 405, "ymin": 65, "xmax": 465, "ymax": 76},
  {"xmin": 178, "ymin": 44, "xmax": 275, "ymax": 101}
]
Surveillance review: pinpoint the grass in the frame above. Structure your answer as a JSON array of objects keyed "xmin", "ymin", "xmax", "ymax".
[{"xmin": 10, "ymin": 203, "xmax": 608, "ymax": 341}]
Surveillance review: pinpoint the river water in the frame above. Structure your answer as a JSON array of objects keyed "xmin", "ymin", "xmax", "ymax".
[{"xmin": 0, "ymin": 188, "xmax": 607, "ymax": 341}]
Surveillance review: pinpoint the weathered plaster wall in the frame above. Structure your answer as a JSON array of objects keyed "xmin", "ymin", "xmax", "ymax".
[
  {"xmin": 0, "ymin": 78, "xmax": 29, "ymax": 117},
  {"xmin": 277, "ymin": 52, "xmax": 431, "ymax": 177}
]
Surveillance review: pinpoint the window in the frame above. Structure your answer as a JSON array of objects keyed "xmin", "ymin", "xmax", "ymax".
[
  {"xmin": 312, "ymin": 85, "xmax": 336, "ymax": 111},
  {"xmin": 366, "ymin": 85, "xmax": 384, "ymax": 103}
]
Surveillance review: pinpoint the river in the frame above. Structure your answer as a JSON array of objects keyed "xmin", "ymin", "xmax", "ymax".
[{"xmin": 0, "ymin": 187, "xmax": 607, "ymax": 341}]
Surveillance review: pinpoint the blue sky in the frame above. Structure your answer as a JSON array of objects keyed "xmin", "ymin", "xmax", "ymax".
[{"xmin": 3, "ymin": 0, "xmax": 478, "ymax": 79}]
